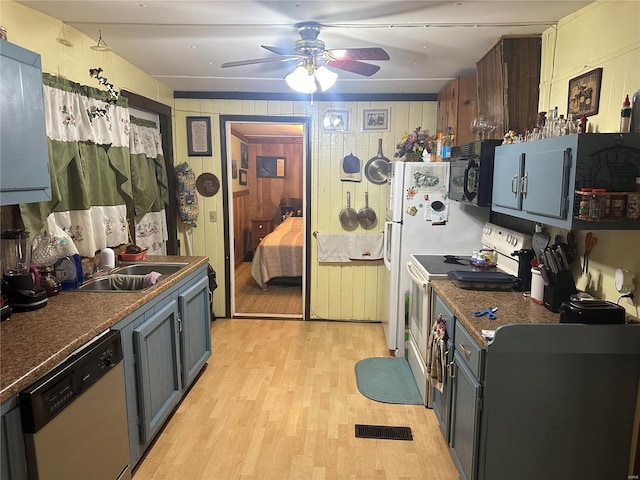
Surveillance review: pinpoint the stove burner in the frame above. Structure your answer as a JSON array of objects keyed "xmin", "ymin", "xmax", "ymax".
[{"xmin": 443, "ymin": 255, "xmax": 470, "ymax": 265}]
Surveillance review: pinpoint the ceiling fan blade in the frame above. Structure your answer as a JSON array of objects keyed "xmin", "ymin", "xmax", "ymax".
[
  {"xmin": 327, "ymin": 48, "xmax": 390, "ymax": 61},
  {"xmin": 326, "ymin": 59, "xmax": 381, "ymax": 77},
  {"xmin": 261, "ymin": 45, "xmax": 300, "ymax": 57},
  {"xmin": 221, "ymin": 56, "xmax": 300, "ymax": 68}
]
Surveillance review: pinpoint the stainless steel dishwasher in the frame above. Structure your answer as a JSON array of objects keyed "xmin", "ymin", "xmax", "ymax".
[{"xmin": 19, "ymin": 329, "xmax": 131, "ymax": 480}]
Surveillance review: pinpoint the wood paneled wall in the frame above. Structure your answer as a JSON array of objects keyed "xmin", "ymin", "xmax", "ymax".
[
  {"xmin": 248, "ymin": 141, "xmax": 304, "ymax": 221},
  {"xmin": 232, "ymin": 190, "xmax": 250, "ymax": 266}
]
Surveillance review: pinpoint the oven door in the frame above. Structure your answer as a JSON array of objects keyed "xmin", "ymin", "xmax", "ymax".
[
  {"xmin": 406, "ymin": 260, "xmax": 433, "ymax": 406},
  {"xmin": 406, "ymin": 260, "xmax": 431, "ymax": 359}
]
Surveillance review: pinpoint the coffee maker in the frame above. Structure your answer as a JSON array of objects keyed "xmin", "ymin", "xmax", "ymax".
[{"xmin": 1, "ymin": 230, "xmax": 47, "ymax": 311}]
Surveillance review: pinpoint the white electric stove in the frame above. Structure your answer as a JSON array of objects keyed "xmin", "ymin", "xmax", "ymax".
[{"xmin": 406, "ymin": 222, "xmax": 532, "ymax": 406}]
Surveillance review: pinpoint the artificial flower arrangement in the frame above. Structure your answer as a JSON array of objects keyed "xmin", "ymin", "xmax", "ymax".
[{"xmin": 394, "ymin": 126, "xmax": 432, "ymax": 161}]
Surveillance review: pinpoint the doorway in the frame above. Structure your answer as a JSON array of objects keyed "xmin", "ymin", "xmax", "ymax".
[{"xmin": 220, "ymin": 115, "xmax": 311, "ymax": 320}]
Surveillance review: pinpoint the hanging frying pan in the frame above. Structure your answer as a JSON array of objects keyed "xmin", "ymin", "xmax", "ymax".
[
  {"xmin": 339, "ymin": 192, "xmax": 358, "ymax": 230},
  {"xmin": 364, "ymin": 138, "xmax": 390, "ymax": 185},
  {"xmin": 357, "ymin": 192, "xmax": 377, "ymax": 228}
]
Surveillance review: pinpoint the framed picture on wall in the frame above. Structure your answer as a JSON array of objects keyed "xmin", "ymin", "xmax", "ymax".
[
  {"xmin": 362, "ymin": 108, "xmax": 390, "ymax": 131},
  {"xmin": 257, "ymin": 156, "xmax": 286, "ymax": 178},
  {"xmin": 232, "ymin": 159, "xmax": 238, "ymax": 179},
  {"xmin": 322, "ymin": 109, "xmax": 350, "ymax": 133},
  {"xmin": 239, "ymin": 169, "xmax": 247, "ymax": 185},
  {"xmin": 241, "ymin": 142, "xmax": 249, "ymax": 168},
  {"xmin": 186, "ymin": 116, "xmax": 212, "ymax": 156},
  {"xmin": 567, "ymin": 68, "xmax": 603, "ymax": 118}
]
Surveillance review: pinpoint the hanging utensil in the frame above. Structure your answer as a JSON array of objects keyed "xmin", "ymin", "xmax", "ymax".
[
  {"xmin": 357, "ymin": 192, "xmax": 377, "ymax": 228},
  {"xmin": 531, "ymin": 224, "xmax": 550, "ymax": 262},
  {"xmin": 364, "ymin": 138, "xmax": 390, "ymax": 185},
  {"xmin": 582, "ymin": 232, "xmax": 597, "ymax": 274},
  {"xmin": 339, "ymin": 192, "xmax": 358, "ymax": 230}
]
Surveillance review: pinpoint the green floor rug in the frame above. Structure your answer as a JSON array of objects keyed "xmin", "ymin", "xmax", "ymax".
[{"xmin": 354, "ymin": 357, "xmax": 423, "ymax": 405}]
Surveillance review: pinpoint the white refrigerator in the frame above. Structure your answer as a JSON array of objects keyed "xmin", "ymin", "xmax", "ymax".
[{"xmin": 383, "ymin": 161, "xmax": 488, "ymax": 356}]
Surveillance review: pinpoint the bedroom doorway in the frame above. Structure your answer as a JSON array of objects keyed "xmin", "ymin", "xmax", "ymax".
[{"xmin": 221, "ymin": 115, "xmax": 311, "ymax": 320}]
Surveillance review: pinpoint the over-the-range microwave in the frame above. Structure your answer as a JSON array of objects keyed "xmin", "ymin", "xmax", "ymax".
[{"xmin": 448, "ymin": 139, "xmax": 502, "ymax": 207}]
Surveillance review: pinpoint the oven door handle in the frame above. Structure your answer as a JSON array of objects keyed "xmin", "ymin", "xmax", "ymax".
[{"xmin": 406, "ymin": 261, "xmax": 428, "ymax": 289}]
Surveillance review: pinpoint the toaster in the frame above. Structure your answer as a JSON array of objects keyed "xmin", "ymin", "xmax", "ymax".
[{"xmin": 559, "ymin": 299, "xmax": 626, "ymax": 324}]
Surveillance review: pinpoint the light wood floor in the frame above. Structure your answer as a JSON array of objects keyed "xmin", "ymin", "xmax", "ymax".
[
  {"xmin": 234, "ymin": 261, "xmax": 302, "ymax": 316},
  {"xmin": 132, "ymin": 319, "xmax": 459, "ymax": 480}
]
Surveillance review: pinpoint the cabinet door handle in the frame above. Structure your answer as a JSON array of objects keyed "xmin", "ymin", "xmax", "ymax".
[
  {"xmin": 177, "ymin": 314, "xmax": 183, "ymax": 334},
  {"xmin": 511, "ymin": 174, "xmax": 518, "ymax": 197},
  {"xmin": 458, "ymin": 343, "xmax": 471, "ymax": 358},
  {"xmin": 520, "ymin": 172, "xmax": 528, "ymax": 198},
  {"xmin": 447, "ymin": 361, "xmax": 455, "ymax": 378}
]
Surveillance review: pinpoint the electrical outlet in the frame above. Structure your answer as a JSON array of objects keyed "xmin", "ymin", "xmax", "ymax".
[{"xmin": 209, "ymin": 211, "xmax": 217, "ymax": 222}]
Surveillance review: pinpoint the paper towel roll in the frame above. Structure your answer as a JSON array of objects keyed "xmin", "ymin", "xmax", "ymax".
[{"xmin": 100, "ymin": 247, "xmax": 115, "ymax": 270}]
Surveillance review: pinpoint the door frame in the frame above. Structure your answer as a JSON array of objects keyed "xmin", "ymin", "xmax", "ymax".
[{"xmin": 219, "ymin": 115, "xmax": 312, "ymax": 320}]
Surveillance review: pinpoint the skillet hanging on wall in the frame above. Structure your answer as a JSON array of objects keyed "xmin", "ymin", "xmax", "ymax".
[{"xmin": 364, "ymin": 139, "xmax": 390, "ymax": 185}]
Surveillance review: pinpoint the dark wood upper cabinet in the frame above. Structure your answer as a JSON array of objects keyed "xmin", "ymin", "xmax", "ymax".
[
  {"xmin": 436, "ymin": 75, "xmax": 478, "ymax": 146},
  {"xmin": 476, "ymin": 36, "xmax": 542, "ymax": 139}
]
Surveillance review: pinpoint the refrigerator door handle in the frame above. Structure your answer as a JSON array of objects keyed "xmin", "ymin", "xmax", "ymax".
[{"xmin": 383, "ymin": 221, "xmax": 392, "ymax": 270}]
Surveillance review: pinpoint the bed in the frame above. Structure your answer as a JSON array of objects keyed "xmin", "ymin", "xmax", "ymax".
[{"xmin": 250, "ymin": 216, "xmax": 303, "ymax": 290}]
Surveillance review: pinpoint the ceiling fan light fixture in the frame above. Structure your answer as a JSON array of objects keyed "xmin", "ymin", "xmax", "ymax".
[
  {"xmin": 285, "ymin": 65, "xmax": 317, "ymax": 94},
  {"xmin": 315, "ymin": 65, "xmax": 338, "ymax": 92}
]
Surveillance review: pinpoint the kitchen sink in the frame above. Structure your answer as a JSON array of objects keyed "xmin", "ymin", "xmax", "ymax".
[
  {"xmin": 72, "ymin": 262, "xmax": 188, "ymax": 292},
  {"xmin": 114, "ymin": 262, "xmax": 188, "ymax": 276}
]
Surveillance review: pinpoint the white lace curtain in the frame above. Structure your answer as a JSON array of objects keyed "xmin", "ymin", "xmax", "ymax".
[{"xmin": 20, "ymin": 73, "xmax": 131, "ymax": 257}]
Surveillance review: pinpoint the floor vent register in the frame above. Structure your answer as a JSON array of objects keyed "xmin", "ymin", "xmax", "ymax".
[{"xmin": 354, "ymin": 424, "xmax": 413, "ymax": 441}]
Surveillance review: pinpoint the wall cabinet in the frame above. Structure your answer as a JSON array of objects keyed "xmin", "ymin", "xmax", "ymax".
[
  {"xmin": 251, "ymin": 218, "xmax": 273, "ymax": 250},
  {"xmin": 476, "ymin": 36, "xmax": 541, "ymax": 139},
  {"xmin": 436, "ymin": 76, "xmax": 478, "ymax": 146},
  {"xmin": 492, "ymin": 133, "xmax": 640, "ymax": 229},
  {"xmin": 116, "ymin": 266, "xmax": 211, "ymax": 469},
  {"xmin": 0, "ymin": 40, "xmax": 51, "ymax": 206}
]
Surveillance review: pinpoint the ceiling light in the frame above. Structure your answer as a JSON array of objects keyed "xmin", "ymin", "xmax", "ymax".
[
  {"xmin": 285, "ymin": 61, "xmax": 338, "ymax": 94},
  {"xmin": 91, "ymin": 29, "xmax": 111, "ymax": 51}
]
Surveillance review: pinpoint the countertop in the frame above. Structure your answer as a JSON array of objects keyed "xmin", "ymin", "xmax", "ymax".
[
  {"xmin": 0, "ymin": 256, "xmax": 209, "ymax": 403},
  {"xmin": 430, "ymin": 279, "xmax": 561, "ymax": 348}
]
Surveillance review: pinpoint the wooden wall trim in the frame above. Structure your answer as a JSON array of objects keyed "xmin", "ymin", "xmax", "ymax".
[{"xmin": 233, "ymin": 190, "xmax": 250, "ymax": 198}]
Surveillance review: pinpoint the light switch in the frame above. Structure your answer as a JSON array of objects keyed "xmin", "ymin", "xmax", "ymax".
[{"xmin": 209, "ymin": 211, "xmax": 217, "ymax": 222}]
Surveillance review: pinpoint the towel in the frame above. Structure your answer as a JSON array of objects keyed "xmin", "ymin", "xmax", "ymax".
[
  {"xmin": 316, "ymin": 234, "xmax": 351, "ymax": 262},
  {"xmin": 143, "ymin": 271, "xmax": 163, "ymax": 288},
  {"xmin": 348, "ymin": 233, "xmax": 383, "ymax": 261},
  {"xmin": 109, "ymin": 274, "xmax": 145, "ymax": 290},
  {"xmin": 426, "ymin": 317, "xmax": 447, "ymax": 393}
]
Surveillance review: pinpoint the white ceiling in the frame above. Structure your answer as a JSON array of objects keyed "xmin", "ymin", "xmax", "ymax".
[{"xmin": 19, "ymin": 0, "xmax": 594, "ymax": 95}]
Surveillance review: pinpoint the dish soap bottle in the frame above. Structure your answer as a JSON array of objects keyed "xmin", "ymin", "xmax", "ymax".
[{"xmin": 55, "ymin": 239, "xmax": 83, "ymax": 290}]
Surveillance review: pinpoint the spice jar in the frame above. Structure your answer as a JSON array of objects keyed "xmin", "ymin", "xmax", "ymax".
[
  {"xmin": 588, "ymin": 189, "xmax": 609, "ymax": 219},
  {"xmin": 627, "ymin": 194, "xmax": 640, "ymax": 220},
  {"xmin": 609, "ymin": 194, "xmax": 626, "ymax": 219},
  {"xmin": 577, "ymin": 188, "xmax": 592, "ymax": 219}
]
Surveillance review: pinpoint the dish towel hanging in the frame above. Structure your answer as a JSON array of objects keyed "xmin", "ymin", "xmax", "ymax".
[
  {"xmin": 426, "ymin": 316, "xmax": 447, "ymax": 393},
  {"xmin": 316, "ymin": 234, "xmax": 351, "ymax": 262},
  {"xmin": 348, "ymin": 233, "xmax": 383, "ymax": 261}
]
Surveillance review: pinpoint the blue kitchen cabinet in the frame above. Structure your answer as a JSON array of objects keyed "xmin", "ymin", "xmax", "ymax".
[
  {"xmin": 134, "ymin": 299, "xmax": 183, "ymax": 445},
  {"xmin": 0, "ymin": 400, "xmax": 27, "ymax": 480},
  {"xmin": 178, "ymin": 276, "xmax": 212, "ymax": 389},
  {"xmin": 0, "ymin": 40, "xmax": 51, "ymax": 206},
  {"xmin": 115, "ymin": 265, "xmax": 211, "ymax": 469},
  {"xmin": 449, "ymin": 321, "xmax": 483, "ymax": 480},
  {"xmin": 492, "ymin": 133, "xmax": 640, "ymax": 229}
]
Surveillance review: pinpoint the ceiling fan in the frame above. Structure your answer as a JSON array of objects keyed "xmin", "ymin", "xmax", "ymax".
[{"xmin": 221, "ymin": 22, "xmax": 390, "ymax": 80}]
